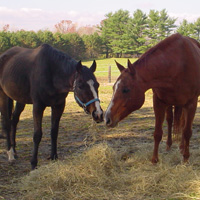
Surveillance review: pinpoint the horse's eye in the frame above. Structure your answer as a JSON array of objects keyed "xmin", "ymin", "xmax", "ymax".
[
  {"xmin": 78, "ymin": 84, "xmax": 84, "ymax": 89},
  {"xmin": 122, "ymin": 88, "xmax": 130, "ymax": 94}
]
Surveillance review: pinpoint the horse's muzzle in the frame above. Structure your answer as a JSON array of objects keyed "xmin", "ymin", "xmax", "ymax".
[
  {"xmin": 92, "ymin": 110, "xmax": 104, "ymax": 123},
  {"xmin": 105, "ymin": 112, "xmax": 118, "ymax": 128}
]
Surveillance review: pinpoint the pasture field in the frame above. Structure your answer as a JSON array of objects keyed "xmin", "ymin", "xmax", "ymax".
[{"xmin": 1, "ymin": 58, "xmax": 200, "ymax": 199}]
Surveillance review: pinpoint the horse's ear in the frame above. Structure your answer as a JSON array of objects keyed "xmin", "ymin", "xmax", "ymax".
[
  {"xmin": 127, "ymin": 61, "xmax": 136, "ymax": 75},
  {"xmin": 115, "ymin": 60, "xmax": 125, "ymax": 73},
  {"xmin": 127, "ymin": 59, "xmax": 132, "ymax": 67},
  {"xmin": 76, "ymin": 60, "xmax": 82, "ymax": 73},
  {"xmin": 90, "ymin": 60, "xmax": 96, "ymax": 73}
]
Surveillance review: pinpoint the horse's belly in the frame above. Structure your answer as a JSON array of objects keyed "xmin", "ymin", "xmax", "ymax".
[
  {"xmin": 154, "ymin": 89, "xmax": 196, "ymax": 106},
  {"xmin": 2, "ymin": 84, "xmax": 32, "ymax": 104}
]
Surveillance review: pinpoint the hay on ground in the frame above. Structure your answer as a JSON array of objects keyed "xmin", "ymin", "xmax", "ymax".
[{"xmin": 17, "ymin": 142, "xmax": 200, "ymax": 200}]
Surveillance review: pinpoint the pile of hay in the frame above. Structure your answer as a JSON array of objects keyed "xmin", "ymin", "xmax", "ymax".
[{"xmin": 17, "ymin": 142, "xmax": 200, "ymax": 200}]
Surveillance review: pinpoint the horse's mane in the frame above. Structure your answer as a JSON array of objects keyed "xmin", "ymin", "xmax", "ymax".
[
  {"xmin": 133, "ymin": 33, "xmax": 183, "ymax": 67},
  {"xmin": 39, "ymin": 44, "xmax": 77, "ymax": 75},
  {"xmin": 39, "ymin": 44, "xmax": 95, "ymax": 81}
]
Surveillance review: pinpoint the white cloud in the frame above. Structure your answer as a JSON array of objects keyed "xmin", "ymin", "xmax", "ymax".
[
  {"xmin": 169, "ymin": 12, "xmax": 200, "ymax": 25},
  {"xmin": 0, "ymin": 6, "xmax": 199, "ymax": 32},
  {"xmin": 0, "ymin": 7, "xmax": 104, "ymax": 31}
]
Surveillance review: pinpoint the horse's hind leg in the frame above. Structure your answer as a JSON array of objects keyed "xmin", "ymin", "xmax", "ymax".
[
  {"xmin": 11, "ymin": 102, "xmax": 25, "ymax": 158},
  {"xmin": 181, "ymin": 97, "xmax": 197, "ymax": 162},
  {"xmin": 152, "ymin": 94, "xmax": 168, "ymax": 163},
  {"xmin": 166, "ymin": 106, "xmax": 173, "ymax": 151},
  {"xmin": 50, "ymin": 102, "xmax": 65, "ymax": 160},
  {"xmin": 0, "ymin": 92, "xmax": 13, "ymax": 161}
]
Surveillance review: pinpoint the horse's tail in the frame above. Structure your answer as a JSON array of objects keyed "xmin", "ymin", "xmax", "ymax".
[{"xmin": 173, "ymin": 106, "xmax": 184, "ymax": 139}]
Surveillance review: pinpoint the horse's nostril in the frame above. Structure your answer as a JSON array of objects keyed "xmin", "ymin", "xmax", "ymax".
[
  {"xmin": 106, "ymin": 118, "xmax": 111, "ymax": 125},
  {"xmin": 100, "ymin": 113, "xmax": 104, "ymax": 120},
  {"xmin": 92, "ymin": 111, "xmax": 104, "ymax": 123}
]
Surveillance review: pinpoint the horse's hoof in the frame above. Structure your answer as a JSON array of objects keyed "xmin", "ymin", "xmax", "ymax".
[
  {"xmin": 151, "ymin": 157, "xmax": 159, "ymax": 164},
  {"xmin": 47, "ymin": 155, "xmax": 58, "ymax": 160},
  {"xmin": 7, "ymin": 148, "xmax": 16, "ymax": 162},
  {"xmin": 14, "ymin": 154, "xmax": 18, "ymax": 159},
  {"xmin": 166, "ymin": 146, "xmax": 171, "ymax": 151}
]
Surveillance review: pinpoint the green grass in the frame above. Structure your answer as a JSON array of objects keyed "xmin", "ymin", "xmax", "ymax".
[{"xmin": 82, "ymin": 58, "xmax": 137, "ymax": 78}]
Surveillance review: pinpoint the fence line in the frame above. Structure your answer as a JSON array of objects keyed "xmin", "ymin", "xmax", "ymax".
[{"xmin": 95, "ymin": 65, "xmax": 120, "ymax": 84}]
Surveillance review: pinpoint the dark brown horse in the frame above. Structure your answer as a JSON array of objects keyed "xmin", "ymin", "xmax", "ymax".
[
  {"xmin": 105, "ymin": 33, "xmax": 200, "ymax": 163},
  {"xmin": 0, "ymin": 44, "xmax": 103, "ymax": 169}
]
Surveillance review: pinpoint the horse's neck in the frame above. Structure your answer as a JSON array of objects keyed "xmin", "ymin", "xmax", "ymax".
[
  {"xmin": 135, "ymin": 59, "xmax": 173, "ymax": 91},
  {"xmin": 51, "ymin": 60, "xmax": 77, "ymax": 93}
]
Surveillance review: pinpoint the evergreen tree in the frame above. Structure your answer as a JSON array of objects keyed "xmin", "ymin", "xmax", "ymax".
[
  {"xmin": 99, "ymin": 9, "xmax": 130, "ymax": 58},
  {"xmin": 82, "ymin": 33, "xmax": 102, "ymax": 58},
  {"xmin": 147, "ymin": 9, "xmax": 176, "ymax": 47},
  {"xmin": 37, "ymin": 30, "xmax": 55, "ymax": 45},
  {"xmin": 194, "ymin": 18, "xmax": 200, "ymax": 41},
  {"xmin": 177, "ymin": 19, "xmax": 195, "ymax": 38},
  {"xmin": 126, "ymin": 9, "xmax": 148, "ymax": 56},
  {"xmin": 0, "ymin": 31, "xmax": 10, "ymax": 53}
]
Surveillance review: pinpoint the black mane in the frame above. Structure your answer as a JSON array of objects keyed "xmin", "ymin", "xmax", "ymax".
[{"xmin": 39, "ymin": 44, "xmax": 78, "ymax": 76}]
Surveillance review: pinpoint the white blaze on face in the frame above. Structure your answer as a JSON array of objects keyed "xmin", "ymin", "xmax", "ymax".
[
  {"xmin": 105, "ymin": 79, "xmax": 121, "ymax": 118},
  {"xmin": 87, "ymin": 79, "xmax": 103, "ymax": 117},
  {"xmin": 7, "ymin": 147, "xmax": 15, "ymax": 162}
]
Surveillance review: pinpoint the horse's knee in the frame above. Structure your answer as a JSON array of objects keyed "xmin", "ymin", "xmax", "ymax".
[
  {"xmin": 33, "ymin": 131, "xmax": 42, "ymax": 144},
  {"xmin": 154, "ymin": 131, "xmax": 163, "ymax": 143}
]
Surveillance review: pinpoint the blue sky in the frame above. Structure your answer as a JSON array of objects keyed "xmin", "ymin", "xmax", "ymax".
[{"xmin": 0, "ymin": 0, "xmax": 200, "ymax": 31}]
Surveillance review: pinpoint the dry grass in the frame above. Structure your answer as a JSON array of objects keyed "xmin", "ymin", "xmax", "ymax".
[
  {"xmin": 17, "ymin": 142, "xmax": 200, "ymax": 200},
  {"xmin": 15, "ymin": 88, "xmax": 200, "ymax": 200},
  {"xmin": 1, "ymin": 67, "xmax": 200, "ymax": 199}
]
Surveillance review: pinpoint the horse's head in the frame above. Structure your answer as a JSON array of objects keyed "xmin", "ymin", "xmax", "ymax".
[
  {"xmin": 105, "ymin": 60, "xmax": 145, "ymax": 127},
  {"xmin": 74, "ymin": 60, "xmax": 103, "ymax": 123}
]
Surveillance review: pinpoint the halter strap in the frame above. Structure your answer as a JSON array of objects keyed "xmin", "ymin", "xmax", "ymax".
[{"xmin": 75, "ymin": 96, "xmax": 100, "ymax": 109}]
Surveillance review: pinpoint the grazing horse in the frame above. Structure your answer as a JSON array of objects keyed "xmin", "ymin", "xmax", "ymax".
[
  {"xmin": 105, "ymin": 33, "xmax": 200, "ymax": 163},
  {"xmin": 154, "ymin": 95, "xmax": 183, "ymax": 151},
  {"xmin": 0, "ymin": 44, "xmax": 103, "ymax": 169}
]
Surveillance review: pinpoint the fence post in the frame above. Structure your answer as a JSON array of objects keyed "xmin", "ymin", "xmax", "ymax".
[{"xmin": 108, "ymin": 65, "xmax": 111, "ymax": 83}]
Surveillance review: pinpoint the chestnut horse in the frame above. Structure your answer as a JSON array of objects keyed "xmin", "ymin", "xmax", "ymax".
[
  {"xmin": 0, "ymin": 44, "xmax": 103, "ymax": 169},
  {"xmin": 161, "ymin": 104, "xmax": 183, "ymax": 150},
  {"xmin": 105, "ymin": 33, "xmax": 200, "ymax": 163}
]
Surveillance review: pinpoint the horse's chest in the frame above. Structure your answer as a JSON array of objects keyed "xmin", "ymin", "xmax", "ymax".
[{"xmin": 40, "ymin": 92, "xmax": 68, "ymax": 106}]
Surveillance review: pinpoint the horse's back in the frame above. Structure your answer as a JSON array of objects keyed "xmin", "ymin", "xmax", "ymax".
[
  {"xmin": 0, "ymin": 44, "xmax": 73, "ymax": 104},
  {"xmin": 147, "ymin": 34, "xmax": 200, "ymax": 105},
  {"xmin": 0, "ymin": 46, "xmax": 40, "ymax": 103}
]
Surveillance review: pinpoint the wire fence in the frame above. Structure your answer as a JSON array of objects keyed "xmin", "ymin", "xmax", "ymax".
[{"xmin": 95, "ymin": 65, "xmax": 120, "ymax": 85}]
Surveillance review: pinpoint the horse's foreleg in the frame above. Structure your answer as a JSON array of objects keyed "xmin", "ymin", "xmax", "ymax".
[
  {"xmin": 181, "ymin": 97, "xmax": 197, "ymax": 162},
  {"xmin": 152, "ymin": 94, "xmax": 167, "ymax": 163},
  {"xmin": 11, "ymin": 102, "xmax": 25, "ymax": 158},
  {"xmin": 50, "ymin": 102, "xmax": 65, "ymax": 160},
  {"xmin": 31, "ymin": 103, "xmax": 45, "ymax": 170},
  {"xmin": 165, "ymin": 106, "xmax": 173, "ymax": 150}
]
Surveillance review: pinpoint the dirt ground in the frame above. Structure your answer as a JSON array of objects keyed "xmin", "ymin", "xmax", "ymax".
[
  {"xmin": 0, "ymin": 97, "xmax": 153, "ymax": 200},
  {"xmin": 1, "ymin": 92, "xmax": 200, "ymax": 200}
]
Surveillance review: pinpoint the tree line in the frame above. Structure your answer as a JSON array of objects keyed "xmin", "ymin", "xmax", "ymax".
[{"xmin": 1, "ymin": 9, "xmax": 200, "ymax": 59}]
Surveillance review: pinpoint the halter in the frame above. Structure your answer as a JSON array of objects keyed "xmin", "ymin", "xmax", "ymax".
[{"xmin": 75, "ymin": 96, "xmax": 100, "ymax": 113}]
